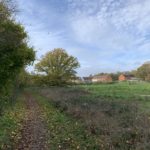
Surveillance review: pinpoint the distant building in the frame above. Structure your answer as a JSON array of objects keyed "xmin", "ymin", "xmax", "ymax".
[
  {"xmin": 119, "ymin": 74, "xmax": 127, "ymax": 81},
  {"xmin": 118, "ymin": 74, "xmax": 139, "ymax": 81},
  {"xmin": 92, "ymin": 75, "xmax": 112, "ymax": 83}
]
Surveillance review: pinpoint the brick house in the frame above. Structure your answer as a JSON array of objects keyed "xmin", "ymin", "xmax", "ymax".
[
  {"xmin": 118, "ymin": 74, "xmax": 133, "ymax": 81},
  {"xmin": 92, "ymin": 75, "xmax": 112, "ymax": 83}
]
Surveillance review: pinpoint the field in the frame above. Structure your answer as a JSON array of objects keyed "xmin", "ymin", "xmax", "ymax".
[
  {"xmin": 33, "ymin": 82, "xmax": 150, "ymax": 150},
  {"xmin": 1, "ymin": 82, "xmax": 150, "ymax": 149},
  {"xmin": 81, "ymin": 82, "xmax": 150, "ymax": 99},
  {"xmin": 81, "ymin": 82, "xmax": 150, "ymax": 111}
]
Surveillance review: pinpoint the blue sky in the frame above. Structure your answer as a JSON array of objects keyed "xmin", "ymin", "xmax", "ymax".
[{"xmin": 16, "ymin": 0, "xmax": 150, "ymax": 76}]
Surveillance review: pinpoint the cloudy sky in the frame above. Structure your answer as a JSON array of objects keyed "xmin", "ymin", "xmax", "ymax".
[{"xmin": 16, "ymin": 0, "xmax": 150, "ymax": 76}]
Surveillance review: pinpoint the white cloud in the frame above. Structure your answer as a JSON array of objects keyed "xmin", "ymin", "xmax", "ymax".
[
  {"xmin": 69, "ymin": 0, "xmax": 150, "ymax": 47},
  {"xmin": 16, "ymin": 0, "xmax": 150, "ymax": 76}
]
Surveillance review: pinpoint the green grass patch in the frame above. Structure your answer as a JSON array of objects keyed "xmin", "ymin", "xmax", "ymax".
[
  {"xmin": 0, "ymin": 94, "xmax": 26, "ymax": 150},
  {"xmin": 80, "ymin": 82, "xmax": 150, "ymax": 110},
  {"xmin": 81, "ymin": 82, "xmax": 150, "ymax": 99}
]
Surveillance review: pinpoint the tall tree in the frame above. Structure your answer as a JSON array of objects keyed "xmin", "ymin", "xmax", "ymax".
[
  {"xmin": 0, "ymin": 1, "xmax": 35, "ymax": 89},
  {"xmin": 136, "ymin": 62, "xmax": 150, "ymax": 81},
  {"xmin": 35, "ymin": 48, "xmax": 80, "ymax": 85}
]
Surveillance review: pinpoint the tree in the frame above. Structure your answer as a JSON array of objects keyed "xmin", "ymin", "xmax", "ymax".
[
  {"xmin": 0, "ymin": 1, "xmax": 35, "ymax": 89},
  {"xmin": 0, "ymin": 0, "xmax": 12, "ymax": 21},
  {"xmin": 110, "ymin": 73, "xmax": 119, "ymax": 81},
  {"xmin": 0, "ymin": 0, "xmax": 35, "ymax": 113},
  {"xmin": 136, "ymin": 62, "xmax": 150, "ymax": 81},
  {"xmin": 35, "ymin": 48, "xmax": 80, "ymax": 85}
]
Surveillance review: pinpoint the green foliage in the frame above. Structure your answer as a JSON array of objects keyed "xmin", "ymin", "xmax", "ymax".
[
  {"xmin": 0, "ymin": 0, "xmax": 35, "ymax": 113},
  {"xmin": 0, "ymin": 1, "xmax": 35, "ymax": 88},
  {"xmin": 30, "ymin": 74, "xmax": 47, "ymax": 86},
  {"xmin": 0, "ymin": 20, "xmax": 35, "ymax": 88},
  {"xmin": 0, "ymin": 83, "xmax": 13, "ymax": 115},
  {"xmin": 110, "ymin": 73, "xmax": 119, "ymax": 81},
  {"xmin": 35, "ymin": 48, "xmax": 80, "ymax": 85},
  {"xmin": 17, "ymin": 69, "xmax": 28, "ymax": 88},
  {"xmin": 0, "ymin": 0, "xmax": 12, "ymax": 21},
  {"xmin": 136, "ymin": 62, "xmax": 150, "ymax": 81}
]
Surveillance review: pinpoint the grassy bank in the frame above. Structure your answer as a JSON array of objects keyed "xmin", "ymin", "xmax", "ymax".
[{"xmin": 0, "ymin": 94, "xmax": 26, "ymax": 150}]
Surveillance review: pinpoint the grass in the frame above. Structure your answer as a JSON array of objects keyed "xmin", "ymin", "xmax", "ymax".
[
  {"xmin": 1, "ymin": 82, "xmax": 149, "ymax": 149},
  {"xmin": 32, "ymin": 82, "xmax": 150, "ymax": 150},
  {"xmin": 80, "ymin": 82, "xmax": 150, "ymax": 111},
  {"xmin": 0, "ymin": 93, "xmax": 26, "ymax": 150},
  {"xmin": 31, "ymin": 92, "xmax": 100, "ymax": 150},
  {"xmin": 81, "ymin": 82, "xmax": 150, "ymax": 100}
]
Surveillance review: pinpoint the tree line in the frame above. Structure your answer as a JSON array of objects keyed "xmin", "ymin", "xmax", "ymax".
[{"xmin": 0, "ymin": 0, "xmax": 35, "ymax": 113}]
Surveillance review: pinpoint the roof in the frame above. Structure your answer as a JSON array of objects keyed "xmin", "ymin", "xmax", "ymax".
[{"xmin": 93, "ymin": 75, "xmax": 111, "ymax": 79}]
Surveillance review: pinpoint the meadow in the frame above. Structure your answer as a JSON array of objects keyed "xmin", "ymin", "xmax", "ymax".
[
  {"xmin": 81, "ymin": 82, "xmax": 150, "ymax": 111},
  {"xmin": 1, "ymin": 82, "xmax": 150, "ymax": 149},
  {"xmin": 81, "ymin": 82, "xmax": 150, "ymax": 99},
  {"xmin": 34, "ymin": 82, "xmax": 150, "ymax": 150}
]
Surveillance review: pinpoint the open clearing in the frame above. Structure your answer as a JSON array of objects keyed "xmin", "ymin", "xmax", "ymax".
[{"xmin": 0, "ymin": 82, "xmax": 150, "ymax": 150}]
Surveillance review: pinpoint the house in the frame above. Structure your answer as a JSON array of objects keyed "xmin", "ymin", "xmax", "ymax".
[
  {"xmin": 118, "ymin": 74, "xmax": 135, "ymax": 81},
  {"xmin": 92, "ymin": 75, "xmax": 112, "ymax": 83}
]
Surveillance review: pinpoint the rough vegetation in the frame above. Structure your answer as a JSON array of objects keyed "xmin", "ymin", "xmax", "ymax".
[
  {"xmin": 1, "ymin": 1, "xmax": 150, "ymax": 150},
  {"xmin": 35, "ymin": 82, "xmax": 150, "ymax": 150},
  {"xmin": 0, "ymin": 94, "xmax": 26, "ymax": 150},
  {"xmin": 32, "ymin": 92, "xmax": 99, "ymax": 150}
]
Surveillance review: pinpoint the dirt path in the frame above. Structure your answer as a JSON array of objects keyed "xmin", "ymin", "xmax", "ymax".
[{"xmin": 15, "ymin": 93, "xmax": 49, "ymax": 150}]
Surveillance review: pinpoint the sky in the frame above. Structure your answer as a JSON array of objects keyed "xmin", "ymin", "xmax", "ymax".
[{"xmin": 16, "ymin": 0, "xmax": 150, "ymax": 76}]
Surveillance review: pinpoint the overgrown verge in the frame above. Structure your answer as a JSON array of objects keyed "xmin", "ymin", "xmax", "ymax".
[
  {"xmin": 31, "ymin": 92, "xmax": 100, "ymax": 150},
  {"xmin": 0, "ymin": 93, "xmax": 26, "ymax": 150},
  {"xmin": 35, "ymin": 87, "xmax": 150, "ymax": 150}
]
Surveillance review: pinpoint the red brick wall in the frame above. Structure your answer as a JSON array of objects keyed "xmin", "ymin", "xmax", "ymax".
[{"xmin": 119, "ymin": 74, "xmax": 126, "ymax": 81}]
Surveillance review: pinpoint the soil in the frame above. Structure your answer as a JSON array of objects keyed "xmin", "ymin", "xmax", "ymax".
[{"xmin": 15, "ymin": 93, "xmax": 49, "ymax": 150}]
